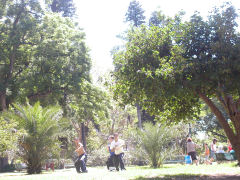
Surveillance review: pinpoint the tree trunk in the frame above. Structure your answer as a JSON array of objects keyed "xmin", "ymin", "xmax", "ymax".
[
  {"xmin": 136, "ymin": 104, "xmax": 142, "ymax": 129},
  {"xmin": 0, "ymin": 156, "xmax": 9, "ymax": 172},
  {"xmin": 198, "ymin": 92, "xmax": 240, "ymax": 164},
  {"xmin": 0, "ymin": 91, "xmax": 7, "ymax": 111},
  {"xmin": 81, "ymin": 122, "xmax": 86, "ymax": 150}
]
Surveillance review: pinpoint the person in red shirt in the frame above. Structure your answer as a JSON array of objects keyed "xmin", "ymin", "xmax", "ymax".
[{"xmin": 227, "ymin": 139, "xmax": 233, "ymax": 152}]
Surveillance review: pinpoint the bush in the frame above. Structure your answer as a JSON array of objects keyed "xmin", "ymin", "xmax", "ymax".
[
  {"xmin": 87, "ymin": 147, "xmax": 109, "ymax": 166},
  {"xmin": 137, "ymin": 122, "xmax": 183, "ymax": 168},
  {"xmin": 5, "ymin": 102, "xmax": 62, "ymax": 174}
]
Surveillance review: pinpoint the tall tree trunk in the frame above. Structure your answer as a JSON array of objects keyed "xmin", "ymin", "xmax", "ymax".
[
  {"xmin": 136, "ymin": 104, "xmax": 142, "ymax": 129},
  {"xmin": 81, "ymin": 122, "xmax": 86, "ymax": 150},
  {"xmin": 0, "ymin": 91, "xmax": 7, "ymax": 111},
  {"xmin": 198, "ymin": 92, "xmax": 240, "ymax": 165}
]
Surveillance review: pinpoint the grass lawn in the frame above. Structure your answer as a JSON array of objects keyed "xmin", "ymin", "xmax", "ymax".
[{"xmin": 0, "ymin": 163, "xmax": 240, "ymax": 180}]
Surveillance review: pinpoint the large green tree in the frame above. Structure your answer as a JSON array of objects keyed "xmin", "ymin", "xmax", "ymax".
[
  {"xmin": 0, "ymin": 0, "xmax": 42, "ymax": 110},
  {"xmin": 113, "ymin": 4, "xmax": 240, "ymax": 164},
  {"xmin": 125, "ymin": 0, "xmax": 145, "ymax": 27},
  {"xmin": 0, "ymin": 0, "xmax": 91, "ymax": 110}
]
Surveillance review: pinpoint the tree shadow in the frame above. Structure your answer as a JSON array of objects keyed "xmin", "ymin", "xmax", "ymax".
[{"xmin": 133, "ymin": 174, "xmax": 240, "ymax": 180}]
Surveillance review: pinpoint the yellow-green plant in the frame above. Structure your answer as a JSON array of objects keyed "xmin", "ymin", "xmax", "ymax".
[{"xmin": 5, "ymin": 102, "xmax": 62, "ymax": 174}]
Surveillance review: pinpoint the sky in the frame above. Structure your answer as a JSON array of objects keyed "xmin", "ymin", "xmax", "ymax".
[{"xmin": 73, "ymin": 0, "xmax": 240, "ymax": 82}]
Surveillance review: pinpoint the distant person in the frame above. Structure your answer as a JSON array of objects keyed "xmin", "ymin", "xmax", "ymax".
[
  {"xmin": 210, "ymin": 138, "xmax": 217, "ymax": 162},
  {"xmin": 110, "ymin": 133, "xmax": 126, "ymax": 171},
  {"xmin": 186, "ymin": 137, "xmax": 198, "ymax": 165},
  {"xmin": 217, "ymin": 145, "xmax": 225, "ymax": 153},
  {"xmin": 106, "ymin": 135, "xmax": 115, "ymax": 171},
  {"xmin": 227, "ymin": 140, "xmax": 233, "ymax": 152},
  {"xmin": 74, "ymin": 139, "xmax": 88, "ymax": 173},
  {"xmin": 204, "ymin": 143, "xmax": 211, "ymax": 165}
]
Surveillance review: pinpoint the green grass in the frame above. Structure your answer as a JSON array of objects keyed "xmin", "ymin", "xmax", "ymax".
[{"xmin": 0, "ymin": 163, "xmax": 240, "ymax": 180}]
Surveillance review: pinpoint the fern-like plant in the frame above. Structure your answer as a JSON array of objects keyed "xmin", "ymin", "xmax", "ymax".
[
  {"xmin": 137, "ymin": 122, "xmax": 182, "ymax": 168},
  {"xmin": 6, "ymin": 102, "xmax": 62, "ymax": 174}
]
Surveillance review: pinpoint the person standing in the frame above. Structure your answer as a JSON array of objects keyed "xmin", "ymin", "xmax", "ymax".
[
  {"xmin": 110, "ymin": 133, "xmax": 126, "ymax": 171},
  {"xmin": 210, "ymin": 138, "xmax": 217, "ymax": 162},
  {"xmin": 204, "ymin": 143, "xmax": 211, "ymax": 165},
  {"xmin": 106, "ymin": 135, "xmax": 115, "ymax": 171},
  {"xmin": 186, "ymin": 137, "xmax": 198, "ymax": 165},
  {"xmin": 74, "ymin": 139, "xmax": 88, "ymax": 173}
]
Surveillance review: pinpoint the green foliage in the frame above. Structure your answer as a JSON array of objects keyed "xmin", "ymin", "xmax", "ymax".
[
  {"xmin": 49, "ymin": 0, "xmax": 76, "ymax": 17},
  {"xmin": 113, "ymin": 3, "xmax": 240, "ymax": 124},
  {"xmin": 0, "ymin": 115, "xmax": 23, "ymax": 154},
  {"xmin": 4, "ymin": 102, "xmax": 62, "ymax": 174},
  {"xmin": 195, "ymin": 99, "xmax": 228, "ymax": 141},
  {"xmin": 0, "ymin": 0, "xmax": 91, "ymax": 110},
  {"xmin": 125, "ymin": 0, "xmax": 145, "ymax": 27},
  {"xmin": 137, "ymin": 123, "xmax": 183, "ymax": 168}
]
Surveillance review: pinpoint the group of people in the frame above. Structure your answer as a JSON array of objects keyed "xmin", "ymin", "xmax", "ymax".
[
  {"xmin": 106, "ymin": 133, "xmax": 126, "ymax": 171},
  {"xmin": 74, "ymin": 133, "xmax": 126, "ymax": 173},
  {"xmin": 187, "ymin": 137, "xmax": 234, "ymax": 165}
]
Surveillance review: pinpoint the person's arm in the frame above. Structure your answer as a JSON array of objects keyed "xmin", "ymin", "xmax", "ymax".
[{"xmin": 110, "ymin": 141, "xmax": 115, "ymax": 152}]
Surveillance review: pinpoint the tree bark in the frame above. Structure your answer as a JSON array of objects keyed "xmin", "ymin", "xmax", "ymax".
[
  {"xmin": 0, "ymin": 91, "xmax": 7, "ymax": 111},
  {"xmin": 198, "ymin": 91, "xmax": 240, "ymax": 164},
  {"xmin": 136, "ymin": 104, "xmax": 142, "ymax": 129},
  {"xmin": 81, "ymin": 122, "xmax": 86, "ymax": 150}
]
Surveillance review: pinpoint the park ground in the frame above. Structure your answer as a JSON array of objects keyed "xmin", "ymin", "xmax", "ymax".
[{"xmin": 0, "ymin": 163, "xmax": 240, "ymax": 180}]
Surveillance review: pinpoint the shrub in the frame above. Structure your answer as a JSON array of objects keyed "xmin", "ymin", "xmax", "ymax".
[
  {"xmin": 5, "ymin": 102, "xmax": 62, "ymax": 174},
  {"xmin": 137, "ymin": 122, "xmax": 182, "ymax": 168}
]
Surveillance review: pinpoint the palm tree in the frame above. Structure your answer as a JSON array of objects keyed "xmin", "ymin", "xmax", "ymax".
[{"xmin": 7, "ymin": 102, "xmax": 62, "ymax": 174}]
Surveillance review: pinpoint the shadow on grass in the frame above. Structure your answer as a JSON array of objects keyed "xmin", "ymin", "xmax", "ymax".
[
  {"xmin": 133, "ymin": 174, "xmax": 240, "ymax": 180},
  {"xmin": 131, "ymin": 166, "xmax": 172, "ymax": 170}
]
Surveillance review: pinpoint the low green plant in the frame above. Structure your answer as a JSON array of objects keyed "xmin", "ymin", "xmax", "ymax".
[
  {"xmin": 137, "ymin": 122, "xmax": 182, "ymax": 168},
  {"xmin": 4, "ymin": 102, "xmax": 62, "ymax": 174}
]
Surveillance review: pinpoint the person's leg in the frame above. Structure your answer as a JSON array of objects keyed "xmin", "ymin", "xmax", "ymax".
[
  {"xmin": 74, "ymin": 157, "xmax": 81, "ymax": 173},
  {"xmin": 114, "ymin": 154, "xmax": 120, "ymax": 171},
  {"xmin": 109, "ymin": 155, "xmax": 115, "ymax": 167},
  {"xmin": 106, "ymin": 157, "xmax": 110, "ymax": 170},
  {"xmin": 80, "ymin": 154, "xmax": 87, "ymax": 172},
  {"xmin": 119, "ymin": 153, "xmax": 126, "ymax": 170}
]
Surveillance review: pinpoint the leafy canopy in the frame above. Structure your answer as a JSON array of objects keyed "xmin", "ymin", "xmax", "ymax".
[{"xmin": 113, "ymin": 3, "xmax": 240, "ymax": 124}]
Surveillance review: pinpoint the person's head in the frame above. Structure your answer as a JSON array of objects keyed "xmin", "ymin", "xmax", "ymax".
[
  {"xmin": 114, "ymin": 133, "xmax": 119, "ymax": 141},
  {"xmin": 213, "ymin": 138, "xmax": 217, "ymax": 144},
  {"xmin": 205, "ymin": 143, "xmax": 208, "ymax": 148},
  {"xmin": 108, "ymin": 135, "xmax": 114, "ymax": 143},
  {"xmin": 187, "ymin": 137, "xmax": 192, "ymax": 142}
]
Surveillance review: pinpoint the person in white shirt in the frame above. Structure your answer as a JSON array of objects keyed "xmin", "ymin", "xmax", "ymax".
[
  {"xmin": 210, "ymin": 138, "xmax": 217, "ymax": 162},
  {"xmin": 110, "ymin": 133, "xmax": 126, "ymax": 171}
]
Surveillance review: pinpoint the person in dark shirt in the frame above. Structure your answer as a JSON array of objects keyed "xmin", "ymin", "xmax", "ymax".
[{"xmin": 106, "ymin": 135, "xmax": 115, "ymax": 171}]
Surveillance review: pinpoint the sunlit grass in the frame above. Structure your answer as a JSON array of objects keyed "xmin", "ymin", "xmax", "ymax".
[{"xmin": 0, "ymin": 163, "xmax": 240, "ymax": 180}]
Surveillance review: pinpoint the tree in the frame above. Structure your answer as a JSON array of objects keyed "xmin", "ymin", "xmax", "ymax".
[
  {"xmin": 0, "ymin": 0, "xmax": 91, "ymax": 111},
  {"xmin": 125, "ymin": 0, "xmax": 145, "ymax": 27},
  {"xmin": 0, "ymin": 0, "xmax": 42, "ymax": 111},
  {"xmin": 113, "ymin": 3, "xmax": 240, "ymax": 164},
  {"xmin": 18, "ymin": 13, "xmax": 91, "ymax": 105},
  {"xmin": 67, "ymin": 81, "xmax": 111, "ymax": 149},
  {"xmin": 49, "ymin": 0, "xmax": 76, "ymax": 17},
  {"xmin": 195, "ymin": 100, "xmax": 228, "ymax": 141},
  {"xmin": 149, "ymin": 10, "xmax": 166, "ymax": 27},
  {"xmin": 4, "ymin": 102, "xmax": 62, "ymax": 174}
]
